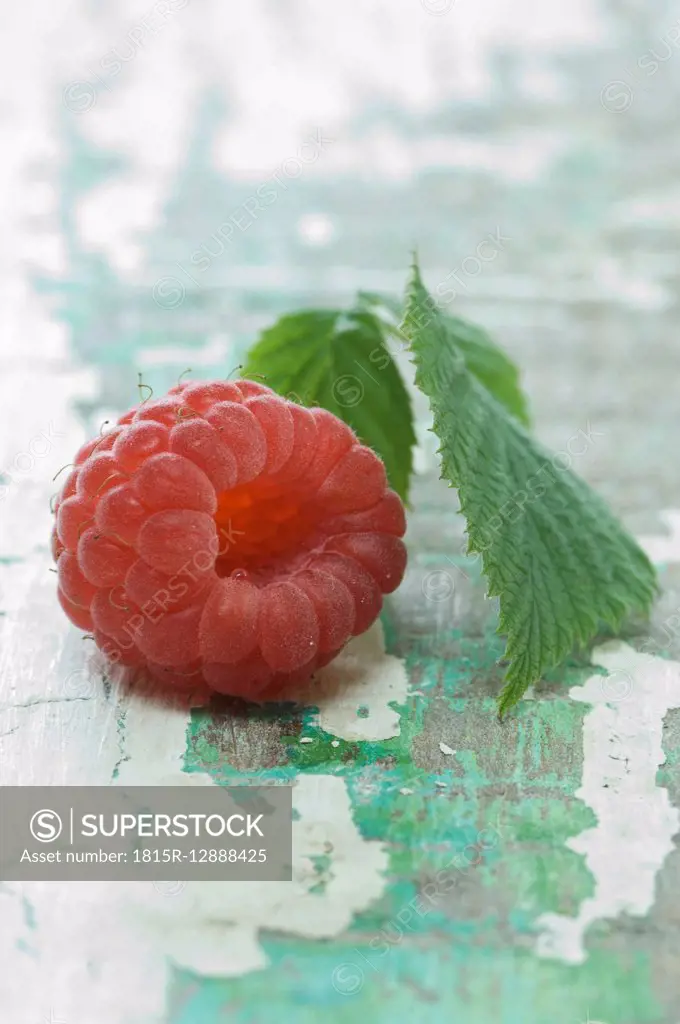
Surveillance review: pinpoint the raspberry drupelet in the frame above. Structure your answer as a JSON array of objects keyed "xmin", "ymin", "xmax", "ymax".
[{"xmin": 52, "ymin": 379, "xmax": 407, "ymax": 700}]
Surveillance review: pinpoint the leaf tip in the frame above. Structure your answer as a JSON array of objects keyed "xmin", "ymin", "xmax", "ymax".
[
  {"xmin": 407, "ymin": 251, "xmax": 423, "ymax": 289},
  {"xmin": 496, "ymin": 692, "xmax": 515, "ymax": 721}
]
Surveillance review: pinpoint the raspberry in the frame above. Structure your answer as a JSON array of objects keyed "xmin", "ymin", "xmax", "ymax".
[{"xmin": 52, "ymin": 380, "xmax": 407, "ymax": 699}]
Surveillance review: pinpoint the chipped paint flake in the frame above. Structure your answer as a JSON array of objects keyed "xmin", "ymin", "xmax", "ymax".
[
  {"xmin": 306, "ymin": 620, "xmax": 409, "ymax": 741},
  {"xmin": 439, "ymin": 741, "xmax": 456, "ymax": 755},
  {"xmin": 10, "ymin": 698, "xmax": 389, "ymax": 1020},
  {"xmin": 535, "ymin": 641, "xmax": 680, "ymax": 964}
]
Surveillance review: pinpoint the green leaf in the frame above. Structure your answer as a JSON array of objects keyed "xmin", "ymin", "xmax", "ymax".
[
  {"xmin": 358, "ymin": 291, "xmax": 531, "ymax": 427},
  {"xmin": 402, "ymin": 259, "xmax": 658, "ymax": 715},
  {"xmin": 435, "ymin": 314, "xmax": 530, "ymax": 428},
  {"xmin": 242, "ymin": 308, "xmax": 416, "ymax": 501}
]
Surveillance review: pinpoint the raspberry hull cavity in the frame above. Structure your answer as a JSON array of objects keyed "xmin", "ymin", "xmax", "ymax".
[{"xmin": 53, "ymin": 380, "xmax": 408, "ymax": 700}]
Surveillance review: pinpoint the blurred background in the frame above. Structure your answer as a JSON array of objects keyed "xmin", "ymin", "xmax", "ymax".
[{"xmin": 2, "ymin": 0, "xmax": 680, "ymax": 508}]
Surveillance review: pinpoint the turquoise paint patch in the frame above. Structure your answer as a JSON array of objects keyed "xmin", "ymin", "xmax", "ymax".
[
  {"xmin": 169, "ymin": 943, "xmax": 662, "ymax": 1024},
  {"xmin": 181, "ymin": 632, "xmax": 604, "ymax": 1013}
]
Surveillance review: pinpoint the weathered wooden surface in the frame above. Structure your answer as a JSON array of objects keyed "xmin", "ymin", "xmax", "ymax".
[{"xmin": 1, "ymin": 1, "xmax": 680, "ymax": 1021}]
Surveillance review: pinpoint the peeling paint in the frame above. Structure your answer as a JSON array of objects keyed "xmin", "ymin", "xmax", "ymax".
[
  {"xmin": 306, "ymin": 620, "xmax": 410, "ymax": 741},
  {"xmin": 127, "ymin": 774, "xmax": 389, "ymax": 978},
  {"xmin": 535, "ymin": 642, "xmax": 680, "ymax": 964},
  {"xmin": 4, "ymin": 693, "xmax": 389, "ymax": 1022},
  {"xmin": 109, "ymin": 687, "xmax": 390, "ymax": 981}
]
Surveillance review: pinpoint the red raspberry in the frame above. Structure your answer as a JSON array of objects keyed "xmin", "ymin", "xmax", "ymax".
[{"xmin": 52, "ymin": 380, "xmax": 407, "ymax": 700}]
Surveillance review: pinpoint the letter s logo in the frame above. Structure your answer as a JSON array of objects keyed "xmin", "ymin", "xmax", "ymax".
[{"xmin": 30, "ymin": 809, "xmax": 63, "ymax": 843}]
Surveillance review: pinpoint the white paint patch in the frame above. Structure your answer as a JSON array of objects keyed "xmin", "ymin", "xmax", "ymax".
[
  {"xmin": 108, "ymin": 698, "xmax": 391, "ymax": 980},
  {"xmin": 637, "ymin": 509, "xmax": 680, "ymax": 564},
  {"xmin": 535, "ymin": 642, "xmax": 680, "ymax": 964},
  {"xmin": 113, "ymin": 688, "xmax": 204, "ymax": 786},
  {"xmin": 124, "ymin": 774, "xmax": 388, "ymax": 979},
  {"xmin": 7, "ymin": 690, "xmax": 388, "ymax": 1022},
  {"xmin": 439, "ymin": 741, "xmax": 456, "ymax": 756},
  {"xmin": 306, "ymin": 620, "xmax": 410, "ymax": 741}
]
